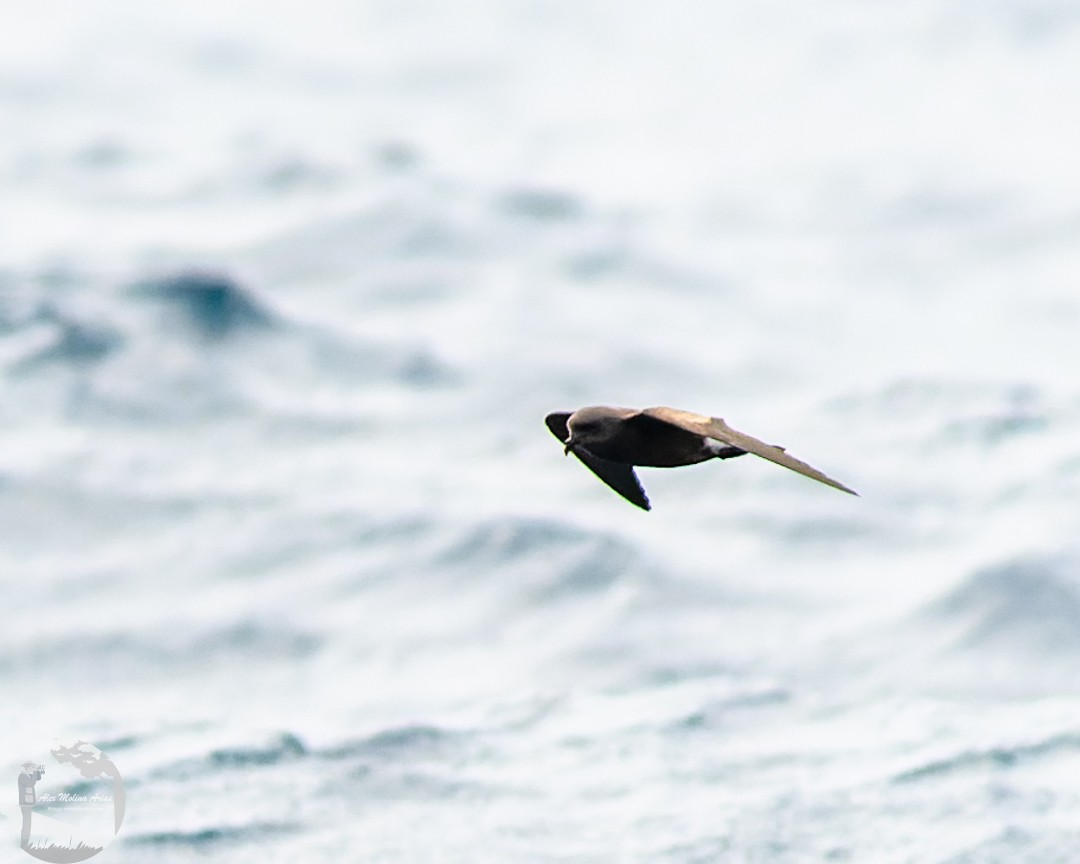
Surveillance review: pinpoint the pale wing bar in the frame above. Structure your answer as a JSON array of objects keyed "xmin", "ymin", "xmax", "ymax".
[{"xmin": 643, "ymin": 407, "xmax": 857, "ymax": 496}]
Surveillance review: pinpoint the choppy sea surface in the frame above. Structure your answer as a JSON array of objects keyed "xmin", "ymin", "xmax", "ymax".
[{"xmin": 3, "ymin": 2, "xmax": 1080, "ymax": 861}]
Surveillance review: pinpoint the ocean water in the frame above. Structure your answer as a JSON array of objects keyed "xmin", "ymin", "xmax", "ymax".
[{"xmin": 3, "ymin": 1, "xmax": 1080, "ymax": 861}]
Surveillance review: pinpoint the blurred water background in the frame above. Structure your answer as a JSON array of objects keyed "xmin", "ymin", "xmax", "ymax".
[{"xmin": 3, "ymin": 1, "xmax": 1080, "ymax": 861}]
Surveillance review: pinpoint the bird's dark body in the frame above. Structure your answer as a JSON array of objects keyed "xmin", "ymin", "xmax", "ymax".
[{"xmin": 571, "ymin": 412, "xmax": 715, "ymax": 467}]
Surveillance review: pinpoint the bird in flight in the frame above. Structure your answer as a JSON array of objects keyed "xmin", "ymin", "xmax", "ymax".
[{"xmin": 545, "ymin": 405, "xmax": 857, "ymax": 510}]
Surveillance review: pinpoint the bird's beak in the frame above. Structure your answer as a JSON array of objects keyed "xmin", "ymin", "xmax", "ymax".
[{"xmin": 563, "ymin": 438, "xmax": 573, "ymax": 456}]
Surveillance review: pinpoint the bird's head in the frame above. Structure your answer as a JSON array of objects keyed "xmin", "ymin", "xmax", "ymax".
[{"xmin": 564, "ymin": 408, "xmax": 612, "ymax": 455}]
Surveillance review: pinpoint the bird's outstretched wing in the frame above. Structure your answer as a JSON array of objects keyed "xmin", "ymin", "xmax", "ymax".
[
  {"xmin": 545, "ymin": 412, "xmax": 651, "ymax": 510},
  {"xmin": 544, "ymin": 412, "xmax": 571, "ymax": 443},
  {"xmin": 642, "ymin": 407, "xmax": 858, "ymax": 495},
  {"xmin": 571, "ymin": 452, "xmax": 651, "ymax": 510}
]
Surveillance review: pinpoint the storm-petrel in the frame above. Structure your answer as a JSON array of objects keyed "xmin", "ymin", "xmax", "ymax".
[{"xmin": 545, "ymin": 406, "xmax": 857, "ymax": 510}]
